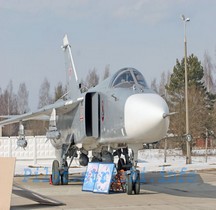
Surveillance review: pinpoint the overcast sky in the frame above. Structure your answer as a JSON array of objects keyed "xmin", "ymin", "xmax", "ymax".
[{"xmin": 0, "ymin": 0, "xmax": 216, "ymax": 110}]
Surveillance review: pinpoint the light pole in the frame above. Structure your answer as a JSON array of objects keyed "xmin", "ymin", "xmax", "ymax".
[{"xmin": 181, "ymin": 14, "xmax": 191, "ymax": 164}]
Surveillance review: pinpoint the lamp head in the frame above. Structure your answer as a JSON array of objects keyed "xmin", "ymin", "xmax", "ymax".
[
  {"xmin": 181, "ymin": 15, "xmax": 185, "ymax": 21},
  {"xmin": 181, "ymin": 15, "xmax": 190, "ymax": 22}
]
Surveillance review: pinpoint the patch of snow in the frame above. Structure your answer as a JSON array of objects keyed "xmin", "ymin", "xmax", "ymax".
[{"xmin": 13, "ymin": 149, "xmax": 216, "ymax": 176}]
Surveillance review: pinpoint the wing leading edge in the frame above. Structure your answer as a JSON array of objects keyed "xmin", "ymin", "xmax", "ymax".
[{"xmin": 0, "ymin": 98, "xmax": 83, "ymax": 126}]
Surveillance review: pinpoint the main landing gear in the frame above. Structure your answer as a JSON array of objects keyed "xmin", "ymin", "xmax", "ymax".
[
  {"xmin": 51, "ymin": 139, "xmax": 78, "ymax": 185},
  {"xmin": 52, "ymin": 159, "xmax": 69, "ymax": 185}
]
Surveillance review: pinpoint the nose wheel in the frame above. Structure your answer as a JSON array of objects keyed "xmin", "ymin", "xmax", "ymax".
[
  {"xmin": 116, "ymin": 145, "xmax": 142, "ymax": 195},
  {"xmin": 133, "ymin": 170, "xmax": 140, "ymax": 194},
  {"xmin": 125, "ymin": 169, "xmax": 140, "ymax": 195}
]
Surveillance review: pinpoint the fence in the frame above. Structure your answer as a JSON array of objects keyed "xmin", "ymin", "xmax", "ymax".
[{"xmin": 0, "ymin": 136, "xmax": 55, "ymax": 165}]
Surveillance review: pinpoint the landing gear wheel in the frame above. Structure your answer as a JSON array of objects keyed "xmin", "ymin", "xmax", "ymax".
[
  {"xmin": 133, "ymin": 171, "xmax": 140, "ymax": 194},
  {"xmin": 126, "ymin": 174, "xmax": 133, "ymax": 195},
  {"xmin": 52, "ymin": 160, "xmax": 60, "ymax": 185},
  {"xmin": 61, "ymin": 161, "xmax": 68, "ymax": 185}
]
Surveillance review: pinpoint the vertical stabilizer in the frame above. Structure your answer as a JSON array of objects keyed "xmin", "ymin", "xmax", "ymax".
[{"xmin": 62, "ymin": 34, "xmax": 80, "ymax": 100}]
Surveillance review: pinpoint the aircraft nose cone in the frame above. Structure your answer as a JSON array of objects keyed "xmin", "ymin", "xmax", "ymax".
[{"xmin": 124, "ymin": 93, "xmax": 169, "ymax": 142}]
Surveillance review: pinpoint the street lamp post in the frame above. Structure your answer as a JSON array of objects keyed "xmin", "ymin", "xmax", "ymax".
[{"xmin": 181, "ymin": 15, "xmax": 191, "ymax": 164}]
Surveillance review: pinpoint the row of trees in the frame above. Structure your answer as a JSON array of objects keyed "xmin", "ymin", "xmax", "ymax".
[
  {"xmin": 0, "ymin": 81, "xmax": 29, "ymax": 136},
  {"xmin": 151, "ymin": 52, "xmax": 216, "ymax": 150},
  {"xmin": 0, "ymin": 81, "xmax": 29, "ymax": 116}
]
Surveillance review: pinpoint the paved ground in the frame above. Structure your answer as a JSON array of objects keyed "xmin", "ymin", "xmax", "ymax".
[{"xmin": 11, "ymin": 168, "xmax": 216, "ymax": 210}]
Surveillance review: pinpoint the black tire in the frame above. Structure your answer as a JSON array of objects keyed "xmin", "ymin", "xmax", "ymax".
[
  {"xmin": 133, "ymin": 171, "xmax": 140, "ymax": 194},
  {"xmin": 52, "ymin": 160, "xmax": 60, "ymax": 185},
  {"xmin": 61, "ymin": 161, "xmax": 68, "ymax": 185},
  {"xmin": 126, "ymin": 174, "xmax": 133, "ymax": 195}
]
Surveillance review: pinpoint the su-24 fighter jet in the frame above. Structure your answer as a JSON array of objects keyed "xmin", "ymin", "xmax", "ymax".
[{"xmin": 0, "ymin": 35, "xmax": 170, "ymax": 195}]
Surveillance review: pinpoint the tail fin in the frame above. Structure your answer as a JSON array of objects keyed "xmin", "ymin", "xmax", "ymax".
[{"xmin": 62, "ymin": 34, "xmax": 81, "ymax": 100}]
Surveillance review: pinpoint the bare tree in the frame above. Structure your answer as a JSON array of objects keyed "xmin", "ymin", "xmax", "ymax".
[
  {"xmin": 103, "ymin": 64, "xmax": 110, "ymax": 80},
  {"xmin": 0, "ymin": 81, "xmax": 18, "ymax": 136},
  {"xmin": 150, "ymin": 78, "xmax": 158, "ymax": 93},
  {"xmin": 54, "ymin": 82, "xmax": 67, "ymax": 101},
  {"xmin": 0, "ymin": 81, "xmax": 18, "ymax": 115},
  {"xmin": 203, "ymin": 51, "xmax": 215, "ymax": 93},
  {"xmin": 17, "ymin": 82, "xmax": 29, "ymax": 114},
  {"xmin": 85, "ymin": 68, "xmax": 100, "ymax": 89},
  {"xmin": 28, "ymin": 78, "xmax": 52, "ymax": 135},
  {"xmin": 158, "ymin": 72, "xmax": 166, "ymax": 96},
  {"xmin": 0, "ymin": 88, "xmax": 5, "ymax": 115},
  {"xmin": 38, "ymin": 78, "xmax": 53, "ymax": 108}
]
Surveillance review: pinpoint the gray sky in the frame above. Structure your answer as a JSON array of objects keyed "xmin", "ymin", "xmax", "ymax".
[{"xmin": 0, "ymin": 0, "xmax": 216, "ymax": 110}]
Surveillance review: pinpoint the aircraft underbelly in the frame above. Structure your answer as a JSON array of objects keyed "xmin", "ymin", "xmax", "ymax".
[{"xmin": 98, "ymin": 135, "xmax": 159, "ymax": 145}]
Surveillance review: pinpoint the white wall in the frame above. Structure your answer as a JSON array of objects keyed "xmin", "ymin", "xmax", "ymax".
[{"xmin": 0, "ymin": 136, "xmax": 55, "ymax": 175}]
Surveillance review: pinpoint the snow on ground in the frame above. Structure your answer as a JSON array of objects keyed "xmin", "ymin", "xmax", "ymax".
[
  {"xmin": 14, "ymin": 149, "xmax": 216, "ymax": 176},
  {"xmin": 137, "ymin": 149, "xmax": 216, "ymax": 173}
]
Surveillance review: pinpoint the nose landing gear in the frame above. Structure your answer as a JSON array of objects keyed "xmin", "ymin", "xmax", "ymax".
[{"xmin": 115, "ymin": 145, "xmax": 142, "ymax": 195}]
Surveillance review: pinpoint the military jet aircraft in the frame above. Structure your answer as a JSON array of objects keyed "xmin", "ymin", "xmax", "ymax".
[{"xmin": 0, "ymin": 35, "xmax": 169, "ymax": 195}]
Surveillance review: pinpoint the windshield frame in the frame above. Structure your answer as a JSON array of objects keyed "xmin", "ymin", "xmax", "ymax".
[
  {"xmin": 132, "ymin": 70, "xmax": 148, "ymax": 89},
  {"xmin": 112, "ymin": 70, "xmax": 135, "ymax": 88},
  {"xmin": 110, "ymin": 68, "xmax": 149, "ymax": 89}
]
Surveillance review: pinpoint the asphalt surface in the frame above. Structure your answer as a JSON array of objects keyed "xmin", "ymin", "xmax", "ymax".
[{"xmin": 11, "ymin": 169, "xmax": 216, "ymax": 210}]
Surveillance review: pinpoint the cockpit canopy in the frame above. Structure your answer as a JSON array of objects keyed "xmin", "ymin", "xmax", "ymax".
[{"xmin": 111, "ymin": 68, "xmax": 148, "ymax": 89}]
